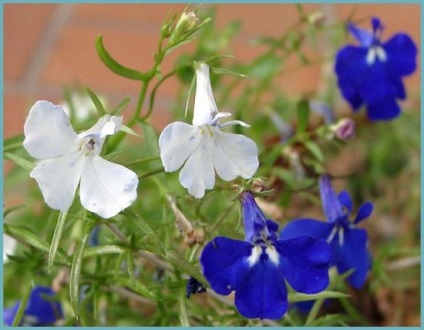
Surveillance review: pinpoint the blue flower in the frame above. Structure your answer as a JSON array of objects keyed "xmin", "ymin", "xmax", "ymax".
[
  {"xmin": 3, "ymin": 286, "xmax": 63, "ymax": 326},
  {"xmin": 335, "ymin": 17, "xmax": 417, "ymax": 121},
  {"xmin": 200, "ymin": 191, "xmax": 331, "ymax": 320},
  {"xmin": 280, "ymin": 175, "xmax": 373, "ymax": 288}
]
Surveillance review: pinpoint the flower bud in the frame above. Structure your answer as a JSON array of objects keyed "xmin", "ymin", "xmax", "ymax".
[
  {"xmin": 307, "ymin": 11, "xmax": 325, "ymax": 27},
  {"xmin": 169, "ymin": 11, "xmax": 199, "ymax": 45},
  {"xmin": 330, "ymin": 118, "xmax": 356, "ymax": 140}
]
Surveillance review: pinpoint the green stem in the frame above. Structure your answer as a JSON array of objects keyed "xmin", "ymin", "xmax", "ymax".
[
  {"xmin": 305, "ymin": 298, "xmax": 324, "ymax": 326},
  {"xmin": 12, "ymin": 284, "xmax": 33, "ymax": 326}
]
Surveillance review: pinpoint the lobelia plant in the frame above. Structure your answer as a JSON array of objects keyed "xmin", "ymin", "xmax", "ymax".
[{"xmin": 3, "ymin": 4, "xmax": 420, "ymax": 326}]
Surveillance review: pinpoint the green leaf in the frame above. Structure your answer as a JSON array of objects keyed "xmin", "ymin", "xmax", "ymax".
[
  {"xmin": 165, "ymin": 251, "xmax": 207, "ymax": 286},
  {"xmin": 3, "ymin": 135, "xmax": 24, "ymax": 152},
  {"xmin": 83, "ymin": 245, "xmax": 126, "ymax": 258},
  {"xmin": 126, "ymin": 251, "xmax": 136, "ymax": 284},
  {"xmin": 96, "ymin": 35, "xmax": 146, "ymax": 81},
  {"xmin": 4, "ymin": 152, "xmax": 34, "ymax": 171},
  {"xmin": 126, "ymin": 214, "xmax": 164, "ymax": 253},
  {"xmin": 184, "ymin": 73, "xmax": 196, "ymax": 118},
  {"xmin": 70, "ymin": 223, "xmax": 92, "ymax": 317},
  {"xmin": 296, "ymin": 98, "xmax": 310, "ymax": 134},
  {"xmin": 210, "ymin": 67, "xmax": 247, "ymax": 78},
  {"xmin": 48, "ymin": 212, "xmax": 68, "ymax": 273},
  {"xmin": 85, "ymin": 87, "xmax": 106, "ymax": 116},
  {"xmin": 3, "ymin": 205, "xmax": 26, "ymax": 218},
  {"xmin": 111, "ymin": 96, "xmax": 131, "ymax": 116},
  {"xmin": 114, "ymin": 276, "xmax": 157, "ymax": 301},
  {"xmin": 303, "ymin": 140, "xmax": 324, "ymax": 163},
  {"xmin": 4, "ymin": 224, "xmax": 67, "ymax": 261},
  {"xmin": 289, "ymin": 290, "xmax": 349, "ymax": 303},
  {"xmin": 120, "ymin": 124, "xmax": 141, "ymax": 137}
]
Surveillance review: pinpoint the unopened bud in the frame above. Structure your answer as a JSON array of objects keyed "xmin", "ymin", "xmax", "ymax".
[
  {"xmin": 308, "ymin": 11, "xmax": 325, "ymax": 27},
  {"xmin": 330, "ymin": 118, "xmax": 356, "ymax": 140},
  {"xmin": 169, "ymin": 11, "xmax": 199, "ymax": 44}
]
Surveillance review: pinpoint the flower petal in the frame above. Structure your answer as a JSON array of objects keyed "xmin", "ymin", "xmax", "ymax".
[
  {"xmin": 279, "ymin": 219, "xmax": 334, "ymax": 241},
  {"xmin": 334, "ymin": 46, "xmax": 368, "ymax": 110},
  {"xmin": 192, "ymin": 63, "xmax": 218, "ymax": 126},
  {"xmin": 354, "ymin": 201, "xmax": 373, "ymax": 224},
  {"xmin": 366, "ymin": 97, "xmax": 401, "ymax": 121},
  {"xmin": 384, "ymin": 33, "xmax": 417, "ymax": 77},
  {"xmin": 337, "ymin": 228, "xmax": 370, "ymax": 288},
  {"xmin": 78, "ymin": 115, "xmax": 122, "ymax": 140},
  {"xmin": 347, "ymin": 22, "xmax": 373, "ymax": 47},
  {"xmin": 158, "ymin": 122, "xmax": 202, "ymax": 172},
  {"xmin": 319, "ymin": 175, "xmax": 344, "ymax": 223},
  {"xmin": 23, "ymin": 100, "xmax": 78, "ymax": 159},
  {"xmin": 212, "ymin": 129, "xmax": 259, "ymax": 181},
  {"xmin": 235, "ymin": 255, "xmax": 288, "ymax": 319},
  {"xmin": 200, "ymin": 236, "xmax": 251, "ymax": 295},
  {"xmin": 338, "ymin": 191, "xmax": 352, "ymax": 213},
  {"xmin": 277, "ymin": 236, "xmax": 331, "ymax": 294},
  {"xmin": 30, "ymin": 152, "xmax": 85, "ymax": 212},
  {"xmin": 241, "ymin": 191, "xmax": 268, "ymax": 243},
  {"xmin": 79, "ymin": 156, "xmax": 138, "ymax": 218},
  {"xmin": 179, "ymin": 135, "xmax": 215, "ymax": 198}
]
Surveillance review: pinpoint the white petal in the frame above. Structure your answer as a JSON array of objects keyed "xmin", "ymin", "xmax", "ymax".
[
  {"xmin": 23, "ymin": 100, "xmax": 79, "ymax": 159},
  {"xmin": 30, "ymin": 152, "xmax": 85, "ymax": 212},
  {"xmin": 179, "ymin": 134, "xmax": 215, "ymax": 199},
  {"xmin": 212, "ymin": 129, "xmax": 259, "ymax": 181},
  {"xmin": 78, "ymin": 115, "xmax": 122, "ymax": 140},
  {"xmin": 159, "ymin": 122, "xmax": 202, "ymax": 172},
  {"xmin": 3, "ymin": 234, "xmax": 17, "ymax": 263},
  {"xmin": 79, "ymin": 156, "xmax": 139, "ymax": 218},
  {"xmin": 192, "ymin": 63, "xmax": 218, "ymax": 126}
]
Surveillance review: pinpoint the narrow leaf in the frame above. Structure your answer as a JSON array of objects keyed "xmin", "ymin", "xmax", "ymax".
[
  {"xmin": 211, "ymin": 67, "xmax": 246, "ymax": 78},
  {"xmin": 184, "ymin": 74, "xmax": 196, "ymax": 118},
  {"xmin": 4, "ymin": 224, "xmax": 67, "ymax": 261},
  {"xmin": 296, "ymin": 98, "xmax": 310, "ymax": 134},
  {"xmin": 70, "ymin": 225, "xmax": 91, "ymax": 317},
  {"xmin": 48, "ymin": 212, "xmax": 68, "ymax": 273},
  {"xmin": 4, "ymin": 152, "xmax": 34, "ymax": 171},
  {"xmin": 303, "ymin": 140, "xmax": 324, "ymax": 162},
  {"xmin": 96, "ymin": 35, "xmax": 146, "ymax": 81},
  {"xmin": 111, "ymin": 96, "xmax": 131, "ymax": 116},
  {"xmin": 85, "ymin": 87, "xmax": 106, "ymax": 116},
  {"xmin": 12, "ymin": 284, "xmax": 33, "ymax": 326},
  {"xmin": 165, "ymin": 251, "xmax": 207, "ymax": 285},
  {"xmin": 114, "ymin": 276, "xmax": 157, "ymax": 301},
  {"xmin": 120, "ymin": 124, "xmax": 141, "ymax": 137},
  {"xmin": 83, "ymin": 245, "xmax": 125, "ymax": 258},
  {"xmin": 3, "ymin": 205, "xmax": 26, "ymax": 218},
  {"xmin": 289, "ymin": 290, "xmax": 349, "ymax": 303}
]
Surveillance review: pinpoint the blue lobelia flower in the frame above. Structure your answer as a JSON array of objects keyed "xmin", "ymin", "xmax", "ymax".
[
  {"xmin": 280, "ymin": 175, "xmax": 373, "ymax": 288},
  {"xmin": 335, "ymin": 17, "xmax": 417, "ymax": 121},
  {"xmin": 3, "ymin": 286, "xmax": 64, "ymax": 326},
  {"xmin": 200, "ymin": 191, "xmax": 332, "ymax": 320}
]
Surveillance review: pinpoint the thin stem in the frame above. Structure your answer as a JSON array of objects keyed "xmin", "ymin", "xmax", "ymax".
[{"xmin": 12, "ymin": 284, "xmax": 33, "ymax": 326}]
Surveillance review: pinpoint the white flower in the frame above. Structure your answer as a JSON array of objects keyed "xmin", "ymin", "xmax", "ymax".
[
  {"xmin": 3, "ymin": 234, "xmax": 17, "ymax": 263},
  {"xmin": 23, "ymin": 101, "xmax": 139, "ymax": 219},
  {"xmin": 159, "ymin": 63, "xmax": 259, "ymax": 198}
]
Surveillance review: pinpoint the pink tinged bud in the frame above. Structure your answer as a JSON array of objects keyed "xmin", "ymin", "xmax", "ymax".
[{"xmin": 331, "ymin": 118, "xmax": 356, "ymax": 140}]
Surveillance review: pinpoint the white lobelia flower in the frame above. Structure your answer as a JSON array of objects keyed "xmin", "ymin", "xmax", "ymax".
[
  {"xmin": 159, "ymin": 63, "xmax": 259, "ymax": 198},
  {"xmin": 23, "ymin": 100, "xmax": 139, "ymax": 219}
]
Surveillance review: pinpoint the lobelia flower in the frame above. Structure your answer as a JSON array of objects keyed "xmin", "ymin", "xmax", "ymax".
[
  {"xmin": 280, "ymin": 175, "xmax": 373, "ymax": 288},
  {"xmin": 200, "ymin": 191, "xmax": 331, "ymax": 319},
  {"xmin": 159, "ymin": 63, "xmax": 259, "ymax": 198},
  {"xmin": 335, "ymin": 17, "xmax": 417, "ymax": 121},
  {"xmin": 23, "ymin": 101, "xmax": 139, "ymax": 219},
  {"xmin": 3, "ymin": 286, "xmax": 63, "ymax": 326}
]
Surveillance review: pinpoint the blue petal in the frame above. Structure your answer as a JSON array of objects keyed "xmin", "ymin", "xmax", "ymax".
[
  {"xmin": 354, "ymin": 202, "xmax": 373, "ymax": 224},
  {"xmin": 319, "ymin": 175, "xmax": 344, "ymax": 223},
  {"xmin": 337, "ymin": 228, "xmax": 371, "ymax": 288},
  {"xmin": 3, "ymin": 304, "xmax": 19, "ymax": 326},
  {"xmin": 366, "ymin": 98, "xmax": 401, "ymax": 121},
  {"xmin": 347, "ymin": 22, "xmax": 373, "ymax": 47},
  {"xmin": 200, "ymin": 236, "xmax": 251, "ymax": 295},
  {"xmin": 371, "ymin": 17, "xmax": 383, "ymax": 36},
  {"xmin": 335, "ymin": 46, "xmax": 368, "ymax": 110},
  {"xmin": 276, "ymin": 236, "xmax": 331, "ymax": 294},
  {"xmin": 384, "ymin": 33, "xmax": 417, "ymax": 77},
  {"xmin": 241, "ymin": 192, "xmax": 268, "ymax": 243},
  {"xmin": 235, "ymin": 253, "xmax": 288, "ymax": 319},
  {"xmin": 338, "ymin": 191, "xmax": 352, "ymax": 213},
  {"xmin": 279, "ymin": 219, "xmax": 334, "ymax": 241}
]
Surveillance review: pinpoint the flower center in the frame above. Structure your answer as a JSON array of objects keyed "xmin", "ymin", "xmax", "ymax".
[
  {"xmin": 79, "ymin": 135, "xmax": 99, "ymax": 156},
  {"xmin": 327, "ymin": 225, "xmax": 345, "ymax": 246},
  {"xmin": 247, "ymin": 244, "xmax": 279, "ymax": 267},
  {"xmin": 366, "ymin": 46, "xmax": 387, "ymax": 65}
]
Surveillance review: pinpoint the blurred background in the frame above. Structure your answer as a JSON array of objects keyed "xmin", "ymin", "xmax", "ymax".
[{"xmin": 4, "ymin": 3, "xmax": 420, "ymax": 138}]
